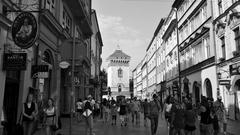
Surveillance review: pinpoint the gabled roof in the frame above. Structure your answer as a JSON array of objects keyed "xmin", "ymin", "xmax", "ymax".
[{"xmin": 107, "ymin": 49, "xmax": 131, "ymax": 60}]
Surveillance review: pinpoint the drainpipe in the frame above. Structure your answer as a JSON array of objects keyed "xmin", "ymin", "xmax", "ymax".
[
  {"xmin": 211, "ymin": 0, "xmax": 220, "ymax": 99},
  {"xmin": 69, "ymin": 25, "xmax": 76, "ymax": 135},
  {"xmin": 174, "ymin": 7, "xmax": 181, "ymax": 102}
]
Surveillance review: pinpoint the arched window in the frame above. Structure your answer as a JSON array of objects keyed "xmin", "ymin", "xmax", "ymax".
[{"xmin": 118, "ymin": 68, "xmax": 123, "ymax": 78}]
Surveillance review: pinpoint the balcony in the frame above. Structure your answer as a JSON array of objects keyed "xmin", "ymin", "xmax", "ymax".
[{"xmin": 63, "ymin": 0, "xmax": 92, "ymax": 38}]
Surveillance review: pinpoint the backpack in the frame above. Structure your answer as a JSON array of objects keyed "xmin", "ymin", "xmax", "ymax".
[{"xmin": 84, "ymin": 101, "xmax": 92, "ymax": 110}]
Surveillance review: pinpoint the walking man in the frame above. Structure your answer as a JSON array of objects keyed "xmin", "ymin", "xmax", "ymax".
[
  {"xmin": 132, "ymin": 97, "xmax": 141, "ymax": 126},
  {"xmin": 143, "ymin": 98, "xmax": 149, "ymax": 127},
  {"xmin": 149, "ymin": 94, "xmax": 161, "ymax": 135},
  {"xmin": 213, "ymin": 96, "xmax": 227, "ymax": 135}
]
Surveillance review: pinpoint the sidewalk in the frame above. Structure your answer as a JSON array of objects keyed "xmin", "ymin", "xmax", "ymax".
[
  {"xmin": 226, "ymin": 118, "xmax": 240, "ymax": 135},
  {"xmin": 34, "ymin": 115, "xmax": 240, "ymax": 135},
  {"xmin": 34, "ymin": 114, "xmax": 152, "ymax": 135}
]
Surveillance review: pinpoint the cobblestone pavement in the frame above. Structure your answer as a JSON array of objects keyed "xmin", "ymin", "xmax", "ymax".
[{"xmin": 34, "ymin": 113, "xmax": 240, "ymax": 135}]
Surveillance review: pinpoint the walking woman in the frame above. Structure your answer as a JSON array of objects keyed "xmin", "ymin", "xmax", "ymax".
[
  {"xmin": 44, "ymin": 98, "xmax": 58, "ymax": 135},
  {"xmin": 119, "ymin": 99, "xmax": 127, "ymax": 126},
  {"xmin": 22, "ymin": 93, "xmax": 38, "ymax": 135}
]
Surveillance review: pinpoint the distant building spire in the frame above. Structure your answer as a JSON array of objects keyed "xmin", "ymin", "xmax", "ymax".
[{"xmin": 117, "ymin": 44, "xmax": 121, "ymax": 50}]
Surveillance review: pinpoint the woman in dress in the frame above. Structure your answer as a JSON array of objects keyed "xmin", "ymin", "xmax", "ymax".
[
  {"xmin": 22, "ymin": 93, "xmax": 38, "ymax": 135},
  {"xmin": 44, "ymin": 98, "xmax": 58, "ymax": 135}
]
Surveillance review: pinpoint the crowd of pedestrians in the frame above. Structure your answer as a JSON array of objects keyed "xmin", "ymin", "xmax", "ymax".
[
  {"xmin": 96, "ymin": 93, "xmax": 227, "ymax": 135},
  {"xmin": 12, "ymin": 91, "xmax": 228, "ymax": 135},
  {"xmin": 162, "ymin": 94, "xmax": 227, "ymax": 135}
]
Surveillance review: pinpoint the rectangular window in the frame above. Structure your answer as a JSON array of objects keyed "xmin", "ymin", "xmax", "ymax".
[
  {"xmin": 62, "ymin": 8, "xmax": 72, "ymax": 34},
  {"xmin": 220, "ymin": 36, "xmax": 226, "ymax": 59},
  {"xmin": 202, "ymin": 4, "xmax": 207, "ymax": 21},
  {"xmin": 204, "ymin": 36, "xmax": 210, "ymax": 58},
  {"xmin": 234, "ymin": 27, "xmax": 240, "ymax": 51},
  {"xmin": 45, "ymin": 0, "xmax": 55, "ymax": 15},
  {"xmin": 218, "ymin": 0, "xmax": 223, "ymax": 15}
]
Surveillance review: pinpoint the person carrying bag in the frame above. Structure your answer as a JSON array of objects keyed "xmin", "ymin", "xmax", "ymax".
[{"xmin": 44, "ymin": 98, "xmax": 58, "ymax": 135}]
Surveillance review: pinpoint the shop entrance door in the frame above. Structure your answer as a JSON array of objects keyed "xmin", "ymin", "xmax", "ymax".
[{"xmin": 3, "ymin": 71, "xmax": 20, "ymax": 135}]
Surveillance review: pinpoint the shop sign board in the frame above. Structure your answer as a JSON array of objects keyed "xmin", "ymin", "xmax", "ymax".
[
  {"xmin": 31, "ymin": 65, "xmax": 49, "ymax": 78},
  {"xmin": 229, "ymin": 62, "xmax": 240, "ymax": 76},
  {"xmin": 12, "ymin": 12, "xmax": 38, "ymax": 49},
  {"xmin": 219, "ymin": 80, "xmax": 231, "ymax": 85},
  {"xmin": 2, "ymin": 53, "xmax": 27, "ymax": 70}
]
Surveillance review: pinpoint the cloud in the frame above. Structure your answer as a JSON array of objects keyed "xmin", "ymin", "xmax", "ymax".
[{"xmin": 97, "ymin": 14, "xmax": 148, "ymax": 70}]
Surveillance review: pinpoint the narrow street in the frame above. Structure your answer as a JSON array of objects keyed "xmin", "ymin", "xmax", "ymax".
[
  {"xmin": 35, "ymin": 113, "xmax": 168, "ymax": 135},
  {"xmin": 34, "ymin": 112, "xmax": 240, "ymax": 135}
]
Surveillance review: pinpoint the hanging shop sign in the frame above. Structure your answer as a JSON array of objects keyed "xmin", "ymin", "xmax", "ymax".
[
  {"xmin": 219, "ymin": 80, "xmax": 231, "ymax": 86},
  {"xmin": 229, "ymin": 62, "xmax": 240, "ymax": 76},
  {"xmin": 2, "ymin": 53, "xmax": 27, "ymax": 70},
  {"xmin": 12, "ymin": 12, "xmax": 38, "ymax": 49},
  {"xmin": 31, "ymin": 65, "xmax": 49, "ymax": 78}
]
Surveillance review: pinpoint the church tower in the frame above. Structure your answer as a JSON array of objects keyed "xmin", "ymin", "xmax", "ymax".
[{"xmin": 107, "ymin": 47, "xmax": 131, "ymax": 100}]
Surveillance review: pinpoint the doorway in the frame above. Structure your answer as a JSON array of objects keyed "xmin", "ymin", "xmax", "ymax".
[
  {"xmin": 193, "ymin": 81, "xmax": 200, "ymax": 104},
  {"xmin": 234, "ymin": 79, "xmax": 240, "ymax": 120},
  {"xmin": 205, "ymin": 79, "xmax": 213, "ymax": 98},
  {"xmin": 3, "ymin": 71, "xmax": 20, "ymax": 135}
]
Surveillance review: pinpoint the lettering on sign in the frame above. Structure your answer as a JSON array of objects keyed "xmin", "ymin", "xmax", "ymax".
[{"xmin": 3, "ymin": 53, "xmax": 27, "ymax": 70}]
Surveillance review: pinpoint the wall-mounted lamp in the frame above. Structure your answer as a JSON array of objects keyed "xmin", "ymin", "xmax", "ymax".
[{"xmin": 217, "ymin": 72, "xmax": 222, "ymax": 79}]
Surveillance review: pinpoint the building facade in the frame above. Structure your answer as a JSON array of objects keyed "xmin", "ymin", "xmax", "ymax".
[
  {"xmin": 162, "ymin": 8, "xmax": 179, "ymax": 98},
  {"xmin": 107, "ymin": 49, "xmax": 131, "ymax": 100},
  {"xmin": 174, "ymin": 0, "xmax": 217, "ymax": 104},
  {"xmin": 0, "ymin": 0, "xmax": 104, "ymax": 133},
  {"xmin": 90, "ymin": 9, "xmax": 103, "ymax": 101},
  {"xmin": 136, "ymin": 62, "xmax": 143, "ymax": 99},
  {"xmin": 59, "ymin": 0, "xmax": 92, "ymax": 115},
  {"xmin": 212, "ymin": 0, "xmax": 240, "ymax": 120},
  {"xmin": 141, "ymin": 55, "xmax": 148, "ymax": 99},
  {"xmin": 146, "ymin": 34, "xmax": 157, "ymax": 97},
  {"xmin": 156, "ymin": 19, "xmax": 167, "ymax": 102}
]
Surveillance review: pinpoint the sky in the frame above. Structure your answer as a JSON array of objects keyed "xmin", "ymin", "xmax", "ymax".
[{"xmin": 92, "ymin": 0, "xmax": 174, "ymax": 71}]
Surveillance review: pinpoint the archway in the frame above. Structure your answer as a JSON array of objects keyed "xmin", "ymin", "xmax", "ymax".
[
  {"xmin": 193, "ymin": 81, "xmax": 200, "ymax": 104},
  {"xmin": 234, "ymin": 79, "xmax": 240, "ymax": 120},
  {"xmin": 205, "ymin": 79, "xmax": 213, "ymax": 98}
]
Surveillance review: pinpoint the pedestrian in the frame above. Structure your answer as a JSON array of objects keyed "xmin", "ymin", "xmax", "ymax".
[
  {"xmin": 43, "ymin": 98, "xmax": 58, "ymax": 135},
  {"xmin": 82, "ymin": 95, "xmax": 95, "ymax": 135},
  {"xmin": 132, "ymin": 97, "xmax": 141, "ymax": 126},
  {"xmin": 170, "ymin": 96, "xmax": 185, "ymax": 135},
  {"xmin": 102, "ymin": 99, "xmax": 110, "ymax": 123},
  {"xmin": 142, "ymin": 98, "xmax": 149, "ymax": 127},
  {"xmin": 110, "ymin": 103, "xmax": 118, "ymax": 125},
  {"xmin": 119, "ymin": 99, "xmax": 128, "ymax": 127},
  {"xmin": 22, "ymin": 93, "xmax": 38, "ymax": 135},
  {"xmin": 184, "ymin": 103, "xmax": 197, "ymax": 135},
  {"xmin": 213, "ymin": 96, "xmax": 227, "ymax": 135},
  {"xmin": 163, "ymin": 96, "xmax": 173, "ymax": 126},
  {"xmin": 76, "ymin": 98, "xmax": 83, "ymax": 122},
  {"xmin": 199, "ymin": 97, "xmax": 213, "ymax": 135},
  {"xmin": 148, "ymin": 94, "xmax": 161, "ymax": 135},
  {"xmin": 94, "ymin": 101, "xmax": 100, "ymax": 118}
]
